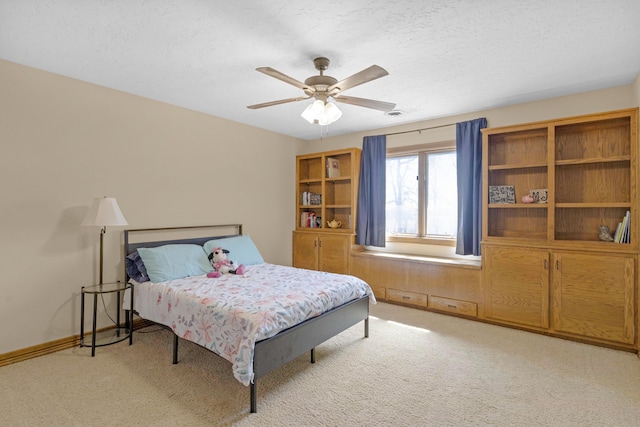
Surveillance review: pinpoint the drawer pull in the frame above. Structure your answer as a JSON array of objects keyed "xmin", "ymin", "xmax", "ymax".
[
  {"xmin": 402, "ymin": 296, "xmax": 411, "ymax": 300},
  {"xmin": 447, "ymin": 304, "xmax": 457, "ymax": 308}
]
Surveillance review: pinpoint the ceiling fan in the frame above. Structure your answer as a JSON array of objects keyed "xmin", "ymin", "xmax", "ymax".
[{"xmin": 247, "ymin": 57, "xmax": 395, "ymax": 125}]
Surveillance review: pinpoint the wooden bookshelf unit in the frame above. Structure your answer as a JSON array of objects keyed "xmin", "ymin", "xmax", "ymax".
[
  {"xmin": 293, "ymin": 148, "xmax": 361, "ymax": 274},
  {"xmin": 481, "ymin": 108, "xmax": 639, "ymax": 349},
  {"xmin": 483, "ymin": 109, "xmax": 637, "ymax": 248}
]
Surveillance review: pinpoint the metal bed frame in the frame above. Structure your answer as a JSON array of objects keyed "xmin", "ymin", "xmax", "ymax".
[{"xmin": 123, "ymin": 224, "xmax": 370, "ymax": 413}]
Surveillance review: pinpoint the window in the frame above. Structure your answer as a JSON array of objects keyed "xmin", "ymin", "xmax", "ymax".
[{"xmin": 386, "ymin": 144, "xmax": 457, "ymax": 241}]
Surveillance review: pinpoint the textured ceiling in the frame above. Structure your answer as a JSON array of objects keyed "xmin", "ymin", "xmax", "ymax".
[{"xmin": 2, "ymin": 0, "xmax": 640, "ymax": 140}]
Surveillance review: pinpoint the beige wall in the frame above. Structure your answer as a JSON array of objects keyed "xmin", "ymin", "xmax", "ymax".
[{"xmin": 0, "ymin": 60, "xmax": 300, "ymax": 354}]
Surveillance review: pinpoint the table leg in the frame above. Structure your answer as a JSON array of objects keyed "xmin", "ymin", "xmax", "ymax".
[
  {"xmin": 116, "ymin": 288, "xmax": 121, "ymax": 338},
  {"xmin": 80, "ymin": 287, "xmax": 85, "ymax": 344},
  {"xmin": 129, "ymin": 283, "xmax": 134, "ymax": 345},
  {"xmin": 91, "ymin": 293, "xmax": 98, "ymax": 357}
]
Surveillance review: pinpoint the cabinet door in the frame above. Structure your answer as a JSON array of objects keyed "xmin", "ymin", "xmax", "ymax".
[
  {"xmin": 552, "ymin": 252, "xmax": 635, "ymax": 344},
  {"xmin": 319, "ymin": 234, "xmax": 349, "ymax": 274},
  {"xmin": 292, "ymin": 232, "xmax": 318, "ymax": 270},
  {"xmin": 484, "ymin": 246, "xmax": 550, "ymax": 328}
]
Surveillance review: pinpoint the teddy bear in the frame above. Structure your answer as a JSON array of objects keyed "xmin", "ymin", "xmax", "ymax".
[{"xmin": 206, "ymin": 247, "xmax": 246, "ymax": 278}]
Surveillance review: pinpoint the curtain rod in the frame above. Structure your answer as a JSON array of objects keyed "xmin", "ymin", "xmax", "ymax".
[{"xmin": 381, "ymin": 122, "xmax": 457, "ymax": 137}]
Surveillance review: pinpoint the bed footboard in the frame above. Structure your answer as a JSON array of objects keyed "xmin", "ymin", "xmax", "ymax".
[
  {"xmin": 171, "ymin": 296, "xmax": 369, "ymax": 413},
  {"xmin": 251, "ymin": 296, "xmax": 370, "ymax": 413}
]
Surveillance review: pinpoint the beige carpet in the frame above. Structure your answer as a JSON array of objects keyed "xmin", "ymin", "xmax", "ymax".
[{"xmin": 2, "ymin": 302, "xmax": 640, "ymax": 427}]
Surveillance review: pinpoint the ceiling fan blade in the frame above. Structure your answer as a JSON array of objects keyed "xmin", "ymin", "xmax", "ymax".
[
  {"xmin": 247, "ymin": 97, "xmax": 310, "ymax": 109},
  {"xmin": 256, "ymin": 67, "xmax": 309, "ymax": 90},
  {"xmin": 328, "ymin": 65, "xmax": 389, "ymax": 93},
  {"xmin": 333, "ymin": 95, "xmax": 396, "ymax": 112}
]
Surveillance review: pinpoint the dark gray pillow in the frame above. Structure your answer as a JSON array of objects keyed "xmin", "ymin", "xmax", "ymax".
[{"xmin": 125, "ymin": 251, "xmax": 149, "ymax": 283}]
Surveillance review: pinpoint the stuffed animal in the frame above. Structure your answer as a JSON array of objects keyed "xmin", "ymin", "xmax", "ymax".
[{"xmin": 207, "ymin": 247, "xmax": 246, "ymax": 278}]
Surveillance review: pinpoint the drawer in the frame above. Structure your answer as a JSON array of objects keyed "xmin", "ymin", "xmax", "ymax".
[
  {"xmin": 428, "ymin": 295, "xmax": 477, "ymax": 317},
  {"xmin": 387, "ymin": 288, "xmax": 427, "ymax": 307}
]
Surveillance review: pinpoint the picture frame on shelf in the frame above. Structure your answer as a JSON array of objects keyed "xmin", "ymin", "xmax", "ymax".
[
  {"xmin": 529, "ymin": 188, "xmax": 548, "ymax": 204},
  {"xmin": 326, "ymin": 157, "xmax": 340, "ymax": 178},
  {"xmin": 489, "ymin": 185, "xmax": 515, "ymax": 204}
]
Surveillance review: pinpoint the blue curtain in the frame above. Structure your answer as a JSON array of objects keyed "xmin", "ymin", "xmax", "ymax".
[
  {"xmin": 455, "ymin": 118, "xmax": 487, "ymax": 256},
  {"xmin": 356, "ymin": 135, "xmax": 386, "ymax": 247}
]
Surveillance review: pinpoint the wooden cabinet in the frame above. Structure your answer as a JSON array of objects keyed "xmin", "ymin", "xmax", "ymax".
[
  {"xmin": 481, "ymin": 109, "xmax": 638, "ymax": 349},
  {"xmin": 484, "ymin": 246, "xmax": 636, "ymax": 346},
  {"xmin": 483, "ymin": 246, "xmax": 550, "ymax": 329},
  {"xmin": 552, "ymin": 251, "xmax": 635, "ymax": 345},
  {"xmin": 293, "ymin": 148, "xmax": 360, "ymax": 274},
  {"xmin": 293, "ymin": 231, "xmax": 351, "ymax": 274}
]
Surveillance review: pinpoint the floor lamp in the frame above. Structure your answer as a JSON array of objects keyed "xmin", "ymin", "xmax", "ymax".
[{"xmin": 81, "ymin": 197, "xmax": 128, "ymax": 284}]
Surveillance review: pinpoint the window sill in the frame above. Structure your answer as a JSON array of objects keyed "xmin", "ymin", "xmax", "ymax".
[
  {"xmin": 351, "ymin": 249, "xmax": 481, "ymax": 269},
  {"xmin": 386, "ymin": 235, "xmax": 456, "ymax": 247}
]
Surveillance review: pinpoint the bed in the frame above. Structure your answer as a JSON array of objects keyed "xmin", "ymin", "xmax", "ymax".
[{"xmin": 123, "ymin": 224, "xmax": 374, "ymax": 413}]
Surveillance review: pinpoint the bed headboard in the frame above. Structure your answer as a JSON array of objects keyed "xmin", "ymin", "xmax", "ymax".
[
  {"xmin": 123, "ymin": 224, "xmax": 243, "ymax": 282},
  {"xmin": 124, "ymin": 224, "xmax": 243, "ymax": 254}
]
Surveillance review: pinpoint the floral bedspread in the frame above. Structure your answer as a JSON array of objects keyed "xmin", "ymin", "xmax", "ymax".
[{"xmin": 131, "ymin": 263, "xmax": 375, "ymax": 386}]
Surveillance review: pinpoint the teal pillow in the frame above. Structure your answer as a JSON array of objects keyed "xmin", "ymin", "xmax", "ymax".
[
  {"xmin": 203, "ymin": 235, "xmax": 265, "ymax": 266},
  {"xmin": 138, "ymin": 244, "xmax": 213, "ymax": 282}
]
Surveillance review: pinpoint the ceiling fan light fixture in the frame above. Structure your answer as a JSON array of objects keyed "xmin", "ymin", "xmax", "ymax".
[{"xmin": 301, "ymin": 99, "xmax": 342, "ymax": 125}]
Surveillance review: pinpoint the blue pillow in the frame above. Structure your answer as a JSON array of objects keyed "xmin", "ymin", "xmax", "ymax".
[
  {"xmin": 203, "ymin": 235, "xmax": 265, "ymax": 266},
  {"xmin": 125, "ymin": 251, "xmax": 149, "ymax": 283},
  {"xmin": 137, "ymin": 244, "xmax": 213, "ymax": 283}
]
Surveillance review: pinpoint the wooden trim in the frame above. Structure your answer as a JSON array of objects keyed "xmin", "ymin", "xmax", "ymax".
[
  {"xmin": 480, "ymin": 108, "xmax": 638, "ymax": 135},
  {"xmin": 387, "ymin": 140, "xmax": 455, "ymax": 154},
  {"xmin": 0, "ymin": 335, "xmax": 81, "ymax": 367},
  {"xmin": 387, "ymin": 235, "xmax": 457, "ymax": 247},
  {"xmin": 0, "ymin": 318, "xmax": 153, "ymax": 367},
  {"xmin": 351, "ymin": 249, "xmax": 481, "ymax": 269}
]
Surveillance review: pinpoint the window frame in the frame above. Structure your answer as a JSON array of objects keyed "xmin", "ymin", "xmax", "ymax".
[{"xmin": 386, "ymin": 141, "xmax": 457, "ymax": 247}]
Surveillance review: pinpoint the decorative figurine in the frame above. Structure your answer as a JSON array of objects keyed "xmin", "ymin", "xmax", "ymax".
[
  {"xmin": 521, "ymin": 195, "xmax": 535, "ymax": 204},
  {"xmin": 598, "ymin": 225, "xmax": 614, "ymax": 242}
]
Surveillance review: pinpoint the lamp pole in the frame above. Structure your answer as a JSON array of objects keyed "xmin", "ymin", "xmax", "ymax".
[{"xmin": 99, "ymin": 226, "xmax": 106, "ymax": 285}]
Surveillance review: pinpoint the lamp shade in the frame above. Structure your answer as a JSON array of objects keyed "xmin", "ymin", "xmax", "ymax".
[
  {"xmin": 300, "ymin": 99, "xmax": 342, "ymax": 125},
  {"xmin": 319, "ymin": 101, "xmax": 342, "ymax": 125},
  {"xmin": 301, "ymin": 100, "xmax": 324, "ymax": 124},
  {"xmin": 81, "ymin": 197, "xmax": 128, "ymax": 227}
]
